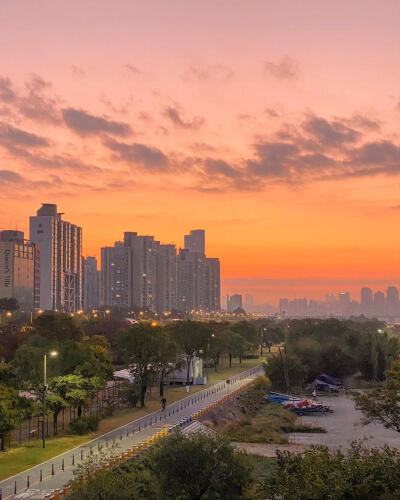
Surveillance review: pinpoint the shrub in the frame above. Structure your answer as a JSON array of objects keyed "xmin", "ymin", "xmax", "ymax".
[{"xmin": 69, "ymin": 415, "xmax": 99, "ymax": 435}]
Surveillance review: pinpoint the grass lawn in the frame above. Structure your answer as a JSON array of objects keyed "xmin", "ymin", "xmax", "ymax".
[{"xmin": 0, "ymin": 355, "xmax": 262, "ymax": 480}]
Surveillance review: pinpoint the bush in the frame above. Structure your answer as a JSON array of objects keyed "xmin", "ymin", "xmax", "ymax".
[
  {"xmin": 259, "ymin": 443, "xmax": 400, "ymax": 499},
  {"xmin": 69, "ymin": 415, "xmax": 100, "ymax": 435},
  {"xmin": 70, "ymin": 433, "xmax": 252, "ymax": 499},
  {"xmin": 242, "ymin": 354, "xmax": 259, "ymax": 359}
]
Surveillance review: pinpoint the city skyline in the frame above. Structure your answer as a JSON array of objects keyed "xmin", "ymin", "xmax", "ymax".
[{"xmin": 1, "ymin": 1, "xmax": 400, "ymax": 303}]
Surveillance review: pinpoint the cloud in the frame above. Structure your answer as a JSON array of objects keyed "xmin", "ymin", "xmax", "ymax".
[
  {"xmin": 104, "ymin": 138, "xmax": 169, "ymax": 170},
  {"xmin": 163, "ymin": 106, "xmax": 205, "ymax": 130},
  {"xmin": 347, "ymin": 141, "xmax": 400, "ymax": 169},
  {"xmin": 302, "ymin": 115, "xmax": 361, "ymax": 148},
  {"xmin": 62, "ymin": 108, "xmax": 132, "ymax": 136},
  {"xmin": 265, "ymin": 108, "xmax": 280, "ymax": 118},
  {"xmin": 203, "ymin": 158, "xmax": 240, "ymax": 179},
  {"xmin": 71, "ymin": 65, "xmax": 86, "ymax": 78},
  {"xmin": 125, "ymin": 64, "xmax": 142, "ymax": 75},
  {"xmin": 0, "ymin": 74, "xmax": 61, "ymax": 124},
  {"xmin": 0, "ymin": 123, "xmax": 49, "ymax": 149},
  {"xmin": 347, "ymin": 114, "xmax": 381, "ymax": 132},
  {"xmin": 0, "ymin": 169, "xmax": 24, "ymax": 184},
  {"xmin": 264, "ymin": 55, "xmax": 299, "ymax": 80},
  {"xmin": 184, "ymin": 64, "xmax": 234, "ymax": 82},
  {"xmin": 0, "ymin": 77, "xmax": 16, "ymax": 102}
]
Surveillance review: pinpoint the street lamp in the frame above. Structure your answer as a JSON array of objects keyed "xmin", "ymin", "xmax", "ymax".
[{"xmin": 43, "ymin": 351, "xmax": 57, "ymax": 448}]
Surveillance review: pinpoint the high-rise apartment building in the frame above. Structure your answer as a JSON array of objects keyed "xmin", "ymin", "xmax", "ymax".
[
  {"xmin": 176, "ymin": 249, "xmax": 206, "ymax": 311},
  {"xmin": 124, "ymin": 232, "xmax": 157, "ymax": 311},
  {"xmin": 100, "ymin": 243, "xmax": 131, "ymax": 307},
  {"xmin": 373, "ymin": 290, "xmax": 385, "ymax": 316},
  {"xmin": 0, "ymin": 230, "xmax": 38, "ymax": 311},
  {"xmin": 29, "ymin": 204, "xmax": 82, "ymax": 312},
  {"xmin": 184, "ymin": 230, "xmax": 205, "ymax": 254},
  {"xmin": 338, "ymin": 292, "xmax": 350, "ymax": 315},
  {"xmin": 156, "ymin": 243, "xmax": 177, "ymax": 313},
  {"xmin": 205, "ymin": 258, "xmax": 220, "ymax": 312},
  {"xmin": 361, "ymin": 287, "xmax": 373, "ymax": 315},
  {"xmin": 227, "ymin": 293, "xmax": 243, "ymax": 312},
  {"xmin": 386, "ymin": 286, "xmax": 399, "ymax": 316},
  {"xmin": 83, "ymin": 257, "xmax": 99, "ymax": 310}
]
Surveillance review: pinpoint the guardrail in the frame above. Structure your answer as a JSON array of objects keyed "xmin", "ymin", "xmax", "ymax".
[{"xmin": 0, "ymin": 364, "xmax": 263, "ymax": 499}]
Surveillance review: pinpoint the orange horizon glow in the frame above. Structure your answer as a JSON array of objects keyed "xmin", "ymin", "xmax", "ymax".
[{"xmin": 1, "ymin": 1, "xmax": 400, "ymax": 304}]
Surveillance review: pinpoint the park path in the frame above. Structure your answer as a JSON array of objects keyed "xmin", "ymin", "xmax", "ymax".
[{"xmin": 0, "ymin": 365, "xmax": 262, "ymax": 499}]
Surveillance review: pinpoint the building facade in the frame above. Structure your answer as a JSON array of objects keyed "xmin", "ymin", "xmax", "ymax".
[
  {"xmin": 156, "ymin": 243, "xmax": 177, "ymax": 313},
  {"xmin": 83, "ymin": 256, "xmax": 99, "ymax": 310},
  {"xmin": 124, "ymin": 232, "xmax": 157, "ymax": 312},
  {"xmin": 0, "ymin": 230, "xmax": 38, "ymax": 311},
  {"xmin": 29, "ymin": 204, "xmax": 82, "ymax": 312},
  {"xmin": 184, "ymin": 229, "xmax": 205, "ymax": 254},
  {"xmin": 205, "ymin": 257, "xmax": 220, "ymax": 312},
  {"xmin": 100, "ymin": 243, "xmax": 132, "ymax": 307}
]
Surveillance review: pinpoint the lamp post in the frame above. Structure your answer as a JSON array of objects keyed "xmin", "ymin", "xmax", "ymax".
[{"xmin": 43, "ymin": 351, "xmax": 57, "ymax": 448}]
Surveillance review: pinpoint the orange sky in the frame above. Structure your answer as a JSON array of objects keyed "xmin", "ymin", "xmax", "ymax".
[{"xmin": 0, "ymin": 1, "xmax": 400, "ymax": 304}]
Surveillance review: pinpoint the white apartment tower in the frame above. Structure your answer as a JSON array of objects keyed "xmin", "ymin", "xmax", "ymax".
[{"xmin": 29, "ymin": 204, "xmax": 82, "ymax": 312}]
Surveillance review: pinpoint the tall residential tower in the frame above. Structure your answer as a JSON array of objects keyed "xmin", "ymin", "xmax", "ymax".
[{"xmin": 29, "ymin": 204, "xmax": 82, "ymax": 312}]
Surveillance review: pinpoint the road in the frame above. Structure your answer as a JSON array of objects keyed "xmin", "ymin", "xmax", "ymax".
[{"xmin": 0, "ymin": 365, "xmax": 262, "ymax": 499}]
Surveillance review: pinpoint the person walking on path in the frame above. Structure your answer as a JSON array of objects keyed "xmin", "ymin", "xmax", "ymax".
[
  {"xmin": 312, "ymin": 388, "xmax": 317, "ymax": 400},
  {"xmin": 161, "ymin": 397, "xmax": 166, "ymax": 411},
  {"xmin": 185, "ymin": 384, "xmax": 190, "ymax": 393}
]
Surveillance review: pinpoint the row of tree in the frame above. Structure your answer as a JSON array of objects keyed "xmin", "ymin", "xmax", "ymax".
[
  {"xmin": 0, "ymin": 312, "xmax": 262, "ymax": 448},
  {"xmin": 264, "ymin": 318, "xmax": 400, "ymax": 391}
]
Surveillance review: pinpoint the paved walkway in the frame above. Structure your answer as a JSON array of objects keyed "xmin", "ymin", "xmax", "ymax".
[{"xmin": 0, "ymin": 365, "xmax": 262, "ymax": 499}]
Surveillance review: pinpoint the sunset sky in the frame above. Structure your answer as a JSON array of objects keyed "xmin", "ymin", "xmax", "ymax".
[{"xmin": 1, "ymin": 0, "xmax": 400, "ymax": 304}]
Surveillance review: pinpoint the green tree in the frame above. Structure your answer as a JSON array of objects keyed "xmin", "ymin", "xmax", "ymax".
[
  {"xmin": 169, "ymin": 321, "xmax": 211, "ymax": 384},
  {"xmin": 0, "ymin": 384, "xmax": 21, "ymax": 451},
  {"xmin": 49, "ymin": 374, "xmax": 103, "ymax": 419},
  {"xmin": 33, "ymin": 312, "xmax": 82, "ymax": 342},
  {"xmin": 155, "ymin": 332, "xmax": 179, "ymax": 397},
  {"xmin": 354, "ymin": 360, "xmax": 400, "ymax": 432},
  {"xmin": 69, "ymin": 433, "xmax": 252, "ymax": 499},
  {"xmin": 115, "ymin": 325, "xmax": 163, "ymax": 407},
  {"xmin": 264, "ymin": 352, "xmax": 304, "ymax": 391},
  {"xmin": 259, "ymin": 444, "xmax": 400, "ymax": 499},
  {"xmin": 231, "ymin": 321, "xmax": 259, "ymax": 348},
  {"xmin": 150, "ymin": 433, "xmax": 251, "ymax": 499}
]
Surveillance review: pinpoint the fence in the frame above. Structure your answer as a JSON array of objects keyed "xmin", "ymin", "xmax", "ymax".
[
  {"xmin": 9, "ymin": 380, "xmax": 128, "ymax": 447},
  {"xmin": 0, "ymin": 364, "xmax": 263, "ymax": 500}
]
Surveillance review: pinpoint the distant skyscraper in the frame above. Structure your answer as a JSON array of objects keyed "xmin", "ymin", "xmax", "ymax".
[
  {"xmin": 227, "ymin": 294, "xmax": 242, "ymax": 312},
  {"xmin": 244, "ymin": 294, "xmax": 254, "ymax": 311},
  {"xmin": 338, "ymin": 292, "xmax": 350, "ymax": 315},
  {"xmin": 156, "ymin": 243, "xmax": 177, "ymax": 313},
  {"xmin": 184, "ymin": 230, "xmax": 205, "ymax": 254},
  {"xmin": 124, "ymin": 232, "xmax": 157, "ymax": 312},
  {"xmin": 361, "ymin": 287, "xmax": 373, "ymax": 316},
  {"xmin": 279, "ymin": 298, "xmax": 289, "ymax": 315},
  {"xmin": 373, "ymin": 290, "xmax": 385, "ymax": 316},
  {"xmin": 0, "ymin": 230, "xmax": 38, "ymax": 311},
  {"xmin": 100, "ymin": 243, "xmax": 131, "ymax": 307},
  {"xmin": 30, "ymin": 204, "xmax": 82, "ymax": 312},
  {"xmin": 83, "ymin": 257, "xmax": 99, "ymax": 310},
  {"xmin": 386, "ymin": 286, "xmax": 399, "ymax": 316},
  {"xmin": 205, "ymin": 258, "xmax": 220, "ymax": 312},
  {"xmin": 176, "ymin": 249, "xmax": 206, "ymax": 311}
]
